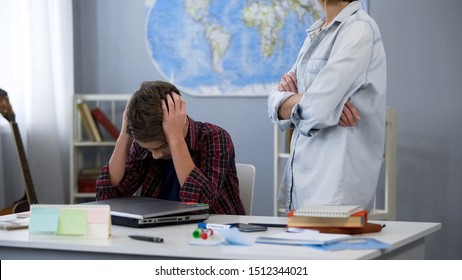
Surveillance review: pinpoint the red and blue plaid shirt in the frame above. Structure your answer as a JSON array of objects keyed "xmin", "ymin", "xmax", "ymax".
[{"xmin": 96, "ymin": 117, "xmax": 245, "ymax": 215}]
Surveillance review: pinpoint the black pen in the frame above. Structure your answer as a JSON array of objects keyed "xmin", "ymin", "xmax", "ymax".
[{"xmin": 129, "ymin": 235, "xmax": 164, "ymax": 243}]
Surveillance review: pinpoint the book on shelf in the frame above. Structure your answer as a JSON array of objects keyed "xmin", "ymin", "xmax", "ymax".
[
  {"xmin": 288, "ymin": 209, "xmax": 368, "ymax": 228},
  {"xmin": 290, "ymin": 205, "xmax": 363, "ymax": 218},
  {"xmin": 77, "ymin": 178, "xmax": 97, "ymax": 193},
  {"xmin": 77, "ymin": 168, "xmax": 100, "ymax": 193},
  {"xmin": 91, "ymin": 107, "xmax": 120, "ymax": 140},
  {"xmin": 77, "ymin": 102, "xmax": 103, "ymax": 142}
]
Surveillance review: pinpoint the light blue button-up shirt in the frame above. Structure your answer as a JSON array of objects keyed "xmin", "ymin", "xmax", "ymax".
[{"xmin": 268, "ymin": 2, "xmax": 387, "ymax": 211}]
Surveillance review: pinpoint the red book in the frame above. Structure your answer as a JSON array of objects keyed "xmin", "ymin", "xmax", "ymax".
[
  {"xmin": 310, "ymin": 222, "xmax": 384, "ymax": 235},
  {"xmin": 77, "ymin": 178, "xmax": 97, "ymax": 193},
  {"xmin": 91, "ymin": 107, "xmax": 120, "ymax": 140}
]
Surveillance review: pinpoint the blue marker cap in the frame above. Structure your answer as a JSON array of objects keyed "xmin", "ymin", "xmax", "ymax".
[{"xmin": 197, "ymin": 223, "xmax": 234, "ymax": 230}]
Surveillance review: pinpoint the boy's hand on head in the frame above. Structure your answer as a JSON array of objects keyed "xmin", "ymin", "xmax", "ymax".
[
  {"xmin": 119, "ymin": 101, "xmax": 133, "ymax": 140},
  {"xmin": 162, "ymin": 92, "xmax": 187, "ymax": 143}
]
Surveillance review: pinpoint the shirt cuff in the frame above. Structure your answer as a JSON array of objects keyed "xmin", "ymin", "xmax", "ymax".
[
  {"xmin": 291, "ymin": 103, "xmax": 319, "ymax": 137},
  {"xmin": 268, "ymin": 90, "xmax": 296, "ymax": 129}
]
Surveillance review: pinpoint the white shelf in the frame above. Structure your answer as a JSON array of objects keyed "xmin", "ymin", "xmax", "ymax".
[
  {"xmin": 73, "ymin": 193, "xmax": 96, "ymax": 198},
  {"xmin": 278, "ymin": 153, "xmax": 290, "ymax": 159},
  {"xmin": 74, "ymin": 142, "xmax": 116, "ymax": 147},
  {"xmin": 70, "ymin": 94, "xmax": 131, "ymax": 204}
]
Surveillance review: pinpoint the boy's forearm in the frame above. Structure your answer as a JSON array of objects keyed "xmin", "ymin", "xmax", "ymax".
[
  {"xmin": 169, "ymin": 138, "xmax": 195, "ymax": 186},
  {"xmin": 108, "ymin": 134, "xmax": 132, "ymax": 186}
]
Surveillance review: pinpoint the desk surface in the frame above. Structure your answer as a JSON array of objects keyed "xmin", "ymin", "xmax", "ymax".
[{"xmin": 0, "ymin": 214, "xmax": 441, "ymax": 260}]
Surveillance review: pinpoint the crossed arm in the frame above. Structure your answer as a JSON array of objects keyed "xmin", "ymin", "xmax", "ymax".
[{"xmin": 277, "ymin": 71, "xmax": 360, "ymax": 127}]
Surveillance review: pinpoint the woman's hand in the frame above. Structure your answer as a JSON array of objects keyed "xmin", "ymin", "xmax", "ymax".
[
  {"xmin": 339, "ymin": 100, "xmax": 361, "ymax": 127},
  {"xmin": 278, "ymin": 72, "xmax": 298, "ymax": 93},
  {"xmin": 278, "ymin": 71, "xmax": 298, "ymax": 93}
]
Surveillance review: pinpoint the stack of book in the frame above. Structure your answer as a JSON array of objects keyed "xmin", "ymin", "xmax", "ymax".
[{"xmin": 287, "ymin": 205, "xmax": 382, "ymax": 234}]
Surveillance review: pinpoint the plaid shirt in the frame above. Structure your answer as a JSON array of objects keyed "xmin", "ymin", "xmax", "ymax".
[{"xmin": 96, "ymin": 117, "xmax": 245, "ymax": 215}]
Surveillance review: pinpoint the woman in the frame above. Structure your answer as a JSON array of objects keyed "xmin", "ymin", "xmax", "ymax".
[{"xmin": 268, "ymin": 0, "xmax": 386, "ymax": 212}]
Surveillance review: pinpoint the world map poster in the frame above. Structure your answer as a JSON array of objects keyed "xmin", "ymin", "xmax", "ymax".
[{"xmin": 145, "ymin": 0, "xmax": 368, "ymax": 96}]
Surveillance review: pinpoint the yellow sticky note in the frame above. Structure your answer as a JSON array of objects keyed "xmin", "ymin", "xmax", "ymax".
[{"xmin": 57, "ymin": 208, "xmax": 88, "ymax": 236}]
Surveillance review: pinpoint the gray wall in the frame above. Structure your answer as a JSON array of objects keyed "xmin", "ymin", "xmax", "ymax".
[
  {"xmin": 370, "ymin": 0, "xmax": 462, "ymax": 259},
  {"xmin": 73, "ymin": 0, "xmax": 462, "ymax": 259}
]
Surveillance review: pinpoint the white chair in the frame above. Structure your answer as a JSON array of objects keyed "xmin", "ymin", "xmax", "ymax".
[{"xmin": 236, "ymin": 163, "xmax": 256, "ymax": 215}]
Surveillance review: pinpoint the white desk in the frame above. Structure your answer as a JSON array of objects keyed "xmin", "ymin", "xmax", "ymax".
[{"xmin": 0, "ymin": 214, "xmax": 440, "ymax": 260}]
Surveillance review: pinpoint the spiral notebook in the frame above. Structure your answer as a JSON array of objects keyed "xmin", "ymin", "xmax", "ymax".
[
  {"xmin": 28, "ymin": 204, "xmax": 111, "ymax": 239},
  {"xmin": 290, "ymin": 205, "xmax": 363, "ymax": 218}
]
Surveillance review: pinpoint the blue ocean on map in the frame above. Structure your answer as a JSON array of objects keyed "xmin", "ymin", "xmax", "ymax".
[{"xmin": 145, "ymin": 0, "xmax": 366, "ymax": 96}]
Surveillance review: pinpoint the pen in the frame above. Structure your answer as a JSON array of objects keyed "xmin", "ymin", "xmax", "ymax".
[
  {"xmin": 129, "ymin": 235, "xmax": 164, "ymax": 243},
  {"xmin": 197, "ymin": 223, "xmax": 234, "ymax": 230}
]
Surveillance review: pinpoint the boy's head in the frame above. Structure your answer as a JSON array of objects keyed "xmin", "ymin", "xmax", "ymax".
[{"xmin": 126, "ymin": 81, "xmax": 181, "ymax": 143}]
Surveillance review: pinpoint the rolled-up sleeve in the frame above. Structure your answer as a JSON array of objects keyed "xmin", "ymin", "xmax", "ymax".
[
  {"xmin": 291, "ymin": 20, "xmax": 374, "ymax": 136},
  {"xmin": 267, "ymin": 87, "xmax": 296, "ymax": 131}
]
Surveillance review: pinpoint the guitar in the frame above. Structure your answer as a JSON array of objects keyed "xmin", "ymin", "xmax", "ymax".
[{"xmin": 0, "ymin": 88, "xmax": 39, "ymax": 215}]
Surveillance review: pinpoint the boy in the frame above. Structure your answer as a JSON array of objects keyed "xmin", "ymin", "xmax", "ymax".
[{"xmin": 96, "ymin": 81, "xmax": 245, "ymax": 215}]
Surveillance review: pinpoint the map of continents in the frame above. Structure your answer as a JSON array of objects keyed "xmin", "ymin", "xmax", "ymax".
[{"xmin": 145, "ymin": 0, "xmax": 323, "ymax": 96}]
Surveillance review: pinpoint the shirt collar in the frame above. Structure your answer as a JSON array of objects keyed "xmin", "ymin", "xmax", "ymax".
[
  {"xmin": 307, "ymin": 18, "xmax": 325, "ymax": 40},
  {"xmin": 333, "ymin": 1, "xmax": 362, "ymax": 23},
  {"xmin": 307, "ymin": 1, "xmax": 362, "ymax": 39}
]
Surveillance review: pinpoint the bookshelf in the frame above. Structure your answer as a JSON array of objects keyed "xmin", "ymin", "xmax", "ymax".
[
  {"xmin": 273, "ymin": 107, "xmax": 397, "ymax": 220},
  {"xmin": 70, "ymin": 94, "xmax": 130, "ymax": 204}
]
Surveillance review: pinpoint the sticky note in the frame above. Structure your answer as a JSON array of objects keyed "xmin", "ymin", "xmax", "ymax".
[
  {"xmin": 29, "ymin": 207, "xmax": 59, "ymax": 234},
  {"xmin": 29, "ymin": 205, "xmax": 110, "ymax": 239},
  {"xmin": 87, "ymin": 207, "xmax": 110, "ymax": 224},
  {"xmin": 57, "ymin": 208, "xmax": 88, "ymax": 236}
]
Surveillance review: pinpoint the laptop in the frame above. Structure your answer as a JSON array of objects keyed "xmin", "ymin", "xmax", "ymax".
[{"xmin": 84, "ymin": 197, "xmax": 209, "ymax": 228}]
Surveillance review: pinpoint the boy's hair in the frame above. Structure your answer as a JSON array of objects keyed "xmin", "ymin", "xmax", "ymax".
[{"xmin": 126, "ymin": 81, "xmax": 181, "ymax": 142}]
